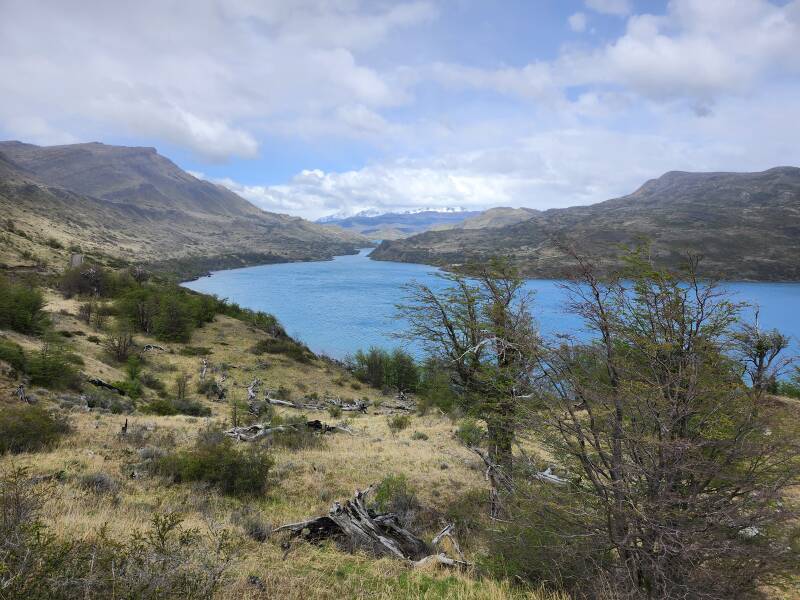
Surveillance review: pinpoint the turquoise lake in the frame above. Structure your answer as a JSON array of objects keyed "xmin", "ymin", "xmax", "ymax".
[{"xmin": 183, "ymin": 248, "xmax": 800, "ymax": 361}]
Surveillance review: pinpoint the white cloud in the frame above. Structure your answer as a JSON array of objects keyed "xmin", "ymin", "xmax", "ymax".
[
  {"xmin": 585, "ymin": 0, "xmax": 632, "ymax": 16},
  {"xmin": 568, "ymin": 12, "xmax": 588, "ymax": 32},
  {"xmin": 0, "ymin": 0, "xmax": 433, "ymax": 160},
  {"xmin": 208, "ymin": 84, "xmax": 800, "ymax": 221}
]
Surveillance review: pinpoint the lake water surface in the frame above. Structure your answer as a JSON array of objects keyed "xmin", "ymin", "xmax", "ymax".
[{"xmin": 183, "ymin": 249, "xmax": 800, "ymax": 361}]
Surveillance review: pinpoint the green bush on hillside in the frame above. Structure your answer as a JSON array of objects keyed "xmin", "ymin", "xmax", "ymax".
[
  {"xmin": 142, "ymin": 396, "xmax": 211, "ymax": 417},
  {"xmin": 347, "ymin": 347, "xmax": 419, "ymax": 392},
  {"xmin": 0, "ymin": 405, "xmax": 70, "ymax": 454},
  {"xmin": 27, "ymin": 335, "xmax": 83, "ymax": 390},
  {"xmin": 0, "ymin": 337, "xmax": 27, "ymax": 373},
  {"xmin": 0, "ymin": 277, "xmax": 49, "ymax": 334},
  {"xmin": 154, "ymin": 427, "xmax": 273, "ymax": 495}
]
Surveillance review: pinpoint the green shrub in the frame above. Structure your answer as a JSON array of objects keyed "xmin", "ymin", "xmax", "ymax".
[
  {"xmin": 0, "ymin": 337, "xmax": 27, "ymax": 373},
  {"xmin": 0, "ymin": 277, "xmax": 48, "ymax": 334},
  {"xmin": 455, "ymin": 418, "xmax": 485, "ymax": 447},
  {"xmin": 0, "ymin": 405, "xmax": 70, "ymax": 454},
  {"xmin": 371, "ymin": 474, "xmax": 420, "ymax": 528},
  {"xmin": 347, "ymin": 347, "xmax": 419, "ymax": 392},
  {"xmin": 142, "ymin": 396, "xmax": 211, "ymax": 417},
  {"xmin": 179, "ymin": 346, "xmax": 212, "ymax": 357},
  {"xmin": 250, "ymin": 338, "xmax": 313, "ymax": 363},
  {"xmin": 155, "ymin": 427, "xmax": 273, "ymax": 495},
  {"xmin": 418, "ymin": 360, "xmax": 458, "ymax": 414},
  {"xmin": 44, "ymin": 237, "xmax": 64, "ymax": 249},
  {"xmin": 27, "ymin": 336, "xmax": 82, "ymax": 390},
  {"xmin": 777, "ymin": 370, "xmax": 800, "ymax": 399},
  {"xmin": 410, "ymin": 430, "xmax": 428, "ymax": 441},
  {"xmin": 387, "ymin": 414, "xmax": 411, "ymax": 435},
  {"xmin": 268, "ymin": 415, "xmax": 323, "ymax": 450},
  {"xmin": 327, "ymin": 404, "xmax": 343, "ymax": 418}
]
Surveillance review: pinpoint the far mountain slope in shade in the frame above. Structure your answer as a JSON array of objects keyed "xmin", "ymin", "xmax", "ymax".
[
  {"xmin": 0, "ymin": 141, "xmax": 366, "ymax": 273},
  {"xmin": 370, "ymin": 167, "xmax": 800, "ymax": 281},
  {"xmin": 318, "ymin": 209, "xmax": 482, "ymax": 240}
]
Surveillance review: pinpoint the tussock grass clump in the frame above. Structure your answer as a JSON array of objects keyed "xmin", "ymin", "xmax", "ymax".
[
  {"xmin": 78, "ymin": 471, "xmax": 120, "ymax": 496},
  {"xmin": 268, "ymin": 415, "xmax": 325, "ymax": 450},
  {"xmin": 0, "ymin": 405, "xmax": 70, "ymax": 454},
  {"xmin": 387, "ymin": 414, "xmax": 411, "ymax": 435},
  {"xmin": 154, "ymin": 427, "xmax": 274, "ymax": 496}
]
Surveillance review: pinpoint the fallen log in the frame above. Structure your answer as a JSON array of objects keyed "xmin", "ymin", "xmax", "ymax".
[
  {"xmin": 275, "ymin": 486, "xmax": 469, "ymax": 568},
  {"xmin": 87, "ymin": 377, "xmax": 126, "ymax": 395},
  {"xmin": 141, "ymin": 344, "xmax": 166, "ymax": 353},
  {"xmin": 225, "ymin": 419, "xmax": 353, "ymax": 441},
  {"xmin": 265, "ymin": 396, "xmax": 367, "ymax": 413}
]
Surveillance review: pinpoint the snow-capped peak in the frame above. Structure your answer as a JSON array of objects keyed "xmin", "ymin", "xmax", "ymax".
[{"xmin": 317, "ymin": 206, "xmax": 471, "ymax": 222}]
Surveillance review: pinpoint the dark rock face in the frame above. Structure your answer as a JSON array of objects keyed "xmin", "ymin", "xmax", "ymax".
[{"xmin": 371, "ymin": 167, "xmax": 800, "ymax": 281}]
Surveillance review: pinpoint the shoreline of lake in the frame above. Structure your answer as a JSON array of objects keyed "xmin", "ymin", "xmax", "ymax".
[{"xmin": 182, "ymin": 249, "xmax": 800, "ymax": 361}]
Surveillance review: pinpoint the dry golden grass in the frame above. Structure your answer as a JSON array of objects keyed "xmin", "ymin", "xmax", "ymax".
[{"xmin": 0, "ymin": 295, "xmax": 569, "ymax": 599}]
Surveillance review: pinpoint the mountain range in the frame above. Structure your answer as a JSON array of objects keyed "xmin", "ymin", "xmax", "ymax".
[
  {"xmin": 317, "ymin": 207, "xmax": 481, "ymax": 240},
  {"xmin": 370, "ymin": 167, "xmax": 800, "ymax": 281},
  {"xmin": 0, "ymin": 141, "xmax": 365, "ymax": 275}
]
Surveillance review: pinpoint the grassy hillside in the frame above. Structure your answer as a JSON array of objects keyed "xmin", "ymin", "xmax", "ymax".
[
  {"xmin": 371, "ymin": 167, "xmax": 800, "ymax": 281},
  {"xmin": 0, "ymin": 239, "xmax": 568, "ymax": 599},
  {"xmin": 0, "ymin": 141, "xmax": 367, "ymax": 275}
]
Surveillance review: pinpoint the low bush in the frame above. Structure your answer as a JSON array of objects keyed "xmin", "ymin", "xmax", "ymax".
[
  {"xmin": 347, "ymin": 347, "xmax": 419, "ymax": 392},
  {"xmin": 0, "ymin": 405, "xmax": 70, "ymax": 454},
  {"xmin": 27, "ymin": 336, "xmax": 83, "ymax": 390},
  {"xmin": 179, "ymin": 345, "xmax": 212, "ymax": 357},
  {"xmin": 78, "ymin": 471, "xmax": 119, "ymax": 496},
  {"xmin": 0, "ymin": 336, "xmax": 27, "ymax": 373},
  {"xmin": 154, "ymin": 427, "xmax": 274, "ymax": 496},
  {"xmin": 387, "ymin": 414, "xmax": 411, "ymax": 435},
  {"xmin": 371, "ymin": 474, "xmax": 420, "ymax": 528},
  {"xmin": 455, "ymin": 418, "xmax": 485, "ymax": 447},
  {"xmin": 84, "ymin": 388, "xmax": 134, "ymax": 414},
  {"xmin": 142, "ymin": 396, "xmax": 211, "ymax": 417},
  {"xmin": 268, "ymin": 415, "xmax": 324, "ymax": 450},
  {"xmin": 410, "ymin": 430, "xmax": 428, "ymax": 441},
  {"xmin": 250, "ymin": 338, "xmax": 314, "ymax": 363}
]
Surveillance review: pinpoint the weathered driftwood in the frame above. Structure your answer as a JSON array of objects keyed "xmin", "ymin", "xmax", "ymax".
[
  {"xmin": 265, "ymin": 395, "xmax": 368, "ymax": 413},
  {"xmin": 87, "ymin": 377, "xmax": 126, "ymax": 395},
  {"xmin": 247, "ymin": 378, "xmax": 261, "ymax": 401},
  {"xmin": 141, "ymin": 344, "xmax": 166, "ymax": 353},
  {"xmin": 275, "ymin": 486, "xmax": 469, "ymax": 568},
  {"xmin": 225, "ymin": 419, "xmax": 353, "ymax": 442}
]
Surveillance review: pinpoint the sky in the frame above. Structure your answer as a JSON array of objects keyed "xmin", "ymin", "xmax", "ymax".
[{"xmin": 1, "ymin": 0, "xmax": 799, "ymax": 220}]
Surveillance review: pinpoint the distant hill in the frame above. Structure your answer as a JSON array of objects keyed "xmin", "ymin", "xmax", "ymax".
[
  {"xmin": 318, "ymin": 208, "xmax": 481, "ymax": 240},
  {"xmin": 0, "ymin": 141, "xmax": 366, "ymax": 275},
  {"xmin": 370, "ymin": 168, "xmax": 800, "ymax": 281},
  {"xmin": 431, "ymin": 207, "xmax": 539, "ymax": 231}
]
